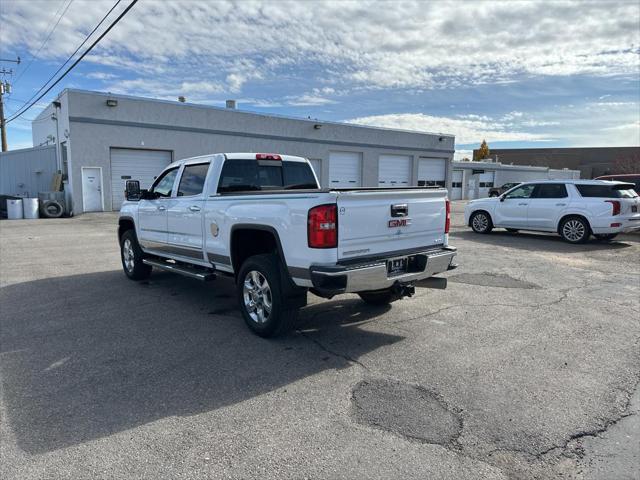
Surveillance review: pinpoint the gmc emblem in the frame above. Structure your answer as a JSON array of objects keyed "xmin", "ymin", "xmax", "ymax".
[{"xmin": 388, "ymin": 218, "xmax": 411, "ymax": 228}]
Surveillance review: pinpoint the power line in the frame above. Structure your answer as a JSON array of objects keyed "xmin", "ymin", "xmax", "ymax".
[
  {"xmin": 8, "ymin": 0, "xmax": 123, "ymax": 119},
  {"xmin": 13, "ymin": 0, "xmax": 75, "ymax": 86},
  {"xmin": 7, "ymin": 0, "xmax": 139, "ymax": 124}
]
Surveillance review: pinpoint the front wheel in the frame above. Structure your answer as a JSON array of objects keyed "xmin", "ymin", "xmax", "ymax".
[
  {"xmin": 595, "ymin": 233, "xmax": 618, "ymax": 241},
  {"xmin": 358, "ymin": 289, "xmax": 398, "ymax": 306},
  {"xmin": 559, "ymin": 216, "xmax": 590, "ymax": 244},
  {"xmin": 237, "ymin": 254, "xmax": 299, "ymax": 337},
  {"xmin": 120, "ymin": 230, "xmax": 152, "ymax": 280},
  {"xmin": 470, "ymin": 211, "xmax": 493, "ymax": 234}
]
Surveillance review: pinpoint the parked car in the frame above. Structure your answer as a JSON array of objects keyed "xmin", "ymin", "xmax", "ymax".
[
  {"xmin": 118, "ymin": 153, "xmax": 457, "ymax": 337},
  {"xmin": 595, "ymin": 174, "xmax": 640, "ymax": 193},
  {"xmin": 464, "ymin": 180, "xmax": 640, "ymax": 243},
  {"xmin": 488, "ymin": 182, "xmax": 521, "ymax": 197}
]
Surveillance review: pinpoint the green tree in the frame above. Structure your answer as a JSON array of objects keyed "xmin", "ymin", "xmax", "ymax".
[{"xmin": 474, "ymin": 140, "xmax": 490, "ymax": 161}]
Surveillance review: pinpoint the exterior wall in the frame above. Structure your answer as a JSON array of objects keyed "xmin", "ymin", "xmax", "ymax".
[
  {"xmin": 58, "ymin": 89, "xmax": 454, "ymax": 213},
  {"xmin": 0, "ymin": 145, "xmax": 57, "ymax": 197},
  {"xmin": 475, "ymin": 147, "xmax": 640, "ymax": 178}
]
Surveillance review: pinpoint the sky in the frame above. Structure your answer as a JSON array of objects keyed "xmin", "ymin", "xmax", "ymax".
[{"xmin": 1, "ymin": 0, "xmax": 639, "ymax": 158}]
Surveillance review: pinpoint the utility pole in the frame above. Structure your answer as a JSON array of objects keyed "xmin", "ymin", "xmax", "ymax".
[
  {"xmin": 0, "ymin": 57, "xmax": 20, "ymax": 152},
  {"xmin": 0, "ymin": 78, "xmax": 9, "ymax": 152}
]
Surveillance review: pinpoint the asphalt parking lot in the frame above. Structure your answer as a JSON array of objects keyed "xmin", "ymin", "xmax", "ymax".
[{"xmin": 1, "ymin": 203, "xmax": 639, "ymax": 480}]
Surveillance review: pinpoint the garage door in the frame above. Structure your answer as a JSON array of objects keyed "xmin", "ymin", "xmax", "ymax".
[
  {"xmin": 417, "ymin": 158, "xmax": 446, "ymax": 187},
  {"xmin": 478, "ymin": 171, "xmax": 495, "ymax": 198},
  {"xmin": 309, "ymin": 158, "xmax": 322, "ymax": 186},
  {"xmin": 110, "ymin": 148, "xmax": 172, "ymax": 210},
  {"xmin": 329, "ymin": 152, "xmax": 361, "ymax": 187},
  {"xmin": 451, "ymin": 170, "xmax": 463, "ymax": 200},
  {"xmin": 378, "ymin": 154, "xmax": 411, "ymax": 187}
]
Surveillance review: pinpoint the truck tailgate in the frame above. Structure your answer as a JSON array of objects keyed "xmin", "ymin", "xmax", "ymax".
[{"xmin": 336, "ymin": 189, "xmax": 447, "ymax": 260}]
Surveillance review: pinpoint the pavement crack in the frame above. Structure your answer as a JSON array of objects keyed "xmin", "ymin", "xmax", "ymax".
[{"xmin": 298, "ymin": 331, "xmax": 370, "ymax": 371}]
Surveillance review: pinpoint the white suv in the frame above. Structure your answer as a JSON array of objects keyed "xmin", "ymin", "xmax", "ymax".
[{"xmin": 464, "ymin": 180, "xmax": 640, "ymax": 243}]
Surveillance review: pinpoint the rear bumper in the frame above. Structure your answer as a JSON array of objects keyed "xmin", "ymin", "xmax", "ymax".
[
  {"xmin": 592, "ymin": 216, "xmax": 640, "ymax": 234},
  {"xmin": 309, "ymin": 246, "xmax": 457, "ymax": 295}
]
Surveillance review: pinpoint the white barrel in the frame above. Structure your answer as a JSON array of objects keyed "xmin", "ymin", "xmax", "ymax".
[
  {"xmin": 7, "ymin": 199, "xmax": 24, "ymax": 220},
  {"xmin": 23, "ymin": 198, "xmax": 40, "ymax": 219}
]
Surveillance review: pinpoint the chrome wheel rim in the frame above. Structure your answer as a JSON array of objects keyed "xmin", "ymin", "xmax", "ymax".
[
  {"xmin": 123, "ymin": 239, "xmax": 135, "ymax": 272},
  {"xmin": 563, "ymin": 219, "xmax": 585, "ymax": 242},
  {"xmin": 472, "ymin": 213, "xmax": 488, "ymax": 232},
  {"xmin": 243, "ymin": 270, "xmax": 272, "ymax": 324}
]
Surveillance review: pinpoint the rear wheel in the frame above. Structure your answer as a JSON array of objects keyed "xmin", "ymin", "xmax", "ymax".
[
  {"xmin": 237, "ymin": 254, "xmax": 299, "ymax": 337},
  {"xmin": 470, "ymin": 211, "xmax": 493, "ymax": 234},
  {"xmin": 358, "ymin": 289, "xmax": 398, "ymax": 306},
  {"xmin": 559, "ymin": 216, "xmax": 590, "ymax": 244},
  {"xmin": 120, "ymin": 230, "xmax": 152, "ymax": 280},
  {"xmin": 595, "ymin": 233, "xmax": 618, "ymax": 241}
]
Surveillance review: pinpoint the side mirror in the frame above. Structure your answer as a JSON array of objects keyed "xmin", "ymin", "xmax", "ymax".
[
  {"xmin": 125, "ymin": 180, "xmax": 141, "ymax": 201},
  {"xmin": 499, "ymin": 195, "xmax": 506, "ymax": 202}
]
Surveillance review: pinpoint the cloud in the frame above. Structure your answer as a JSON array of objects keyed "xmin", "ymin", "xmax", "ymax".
[
  {"xmin": 86, "ymin": 72, "xmax": 118, "ymax": 80},
  {"xmin": 285, "ymin": 88, "xmax": 337, "ymax": 106},
  {"xmin": 1, "ymin": 0, "xmax": 638, "ymax": 94},
  {"xmin": 348, "ymin": 113, "xmax": 549, "ymax": 145}
]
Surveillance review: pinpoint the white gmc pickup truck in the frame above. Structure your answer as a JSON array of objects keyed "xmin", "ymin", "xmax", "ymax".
[{"xmin": 118, "ymin": 153, "xmax": 457, "ymax": 337}]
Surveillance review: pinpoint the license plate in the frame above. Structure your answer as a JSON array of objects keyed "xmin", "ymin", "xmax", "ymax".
[
  {"xmin": 632, "ymin": 205, "xmax": 638, "ymax": 213},
  {"xmin": 387, "ymin": 257, "xmax": 408, "ymax": 277}
]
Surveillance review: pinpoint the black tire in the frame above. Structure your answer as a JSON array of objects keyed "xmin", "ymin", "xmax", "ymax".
[
  {"xmin": 594, "ymin": 233, "xmax": 618, "ymax": 241},
  {"xmin": 470, "ymin": 211, "xmax": 493, "ymax": 234},
  {"xmin": 120, "ymin": 230, "xmax": 152, "ymax": 280},
  {"xmin": 506, "ymin": 228, "xmax": 519, "ymax": 233},
  {"xmin": 358, "ymin": 289, "xmax": 398, "ymax": 306},
  {"xmin": 237, "ymin": 254, "xmax": 299, "ymax": 338},
  {"xmin": 41, "ymin": 200, "xmax": 64, "ymax": 218},
  {"xmin": 559, "ymin": 216, "xmax": 591, "ymax": 244}
]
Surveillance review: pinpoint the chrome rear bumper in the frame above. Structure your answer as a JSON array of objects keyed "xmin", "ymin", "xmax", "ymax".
[{"xmin": 310, "ymin": 246, "xmax": 457, "ymax": 295}]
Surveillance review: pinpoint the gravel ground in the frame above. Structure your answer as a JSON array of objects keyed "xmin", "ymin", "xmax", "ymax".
[{"xmin": 1, "ymin": 203, "xmax": 638, "ymax": 479}]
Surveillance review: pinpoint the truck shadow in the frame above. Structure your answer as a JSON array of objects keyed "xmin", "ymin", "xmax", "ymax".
[
  {"xmin": 0, "ymin": 270, "xmax": 401, "ymax": 454},
  {"xmin": 451, "ymin": 230, "xmax": 636, "ymax": 253}
]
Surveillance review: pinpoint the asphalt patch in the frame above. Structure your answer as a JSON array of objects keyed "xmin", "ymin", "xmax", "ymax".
[
  {"xmin": 448, "ymin": 272, "xmax": 540, "ymax": 289},
  {"xmin": 352, "ymin": 379, "xmax": 462, "ymax": 445}
]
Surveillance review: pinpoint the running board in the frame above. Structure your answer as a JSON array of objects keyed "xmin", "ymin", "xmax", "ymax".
[{"xmin": 143, "ymin": 258, "xmax": 216, "ymax": 281}]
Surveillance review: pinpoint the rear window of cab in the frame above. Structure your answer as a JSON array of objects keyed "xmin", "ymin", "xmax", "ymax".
[
  {"xmin": 576, "ymin": 184, "xmax": 638, "ymax": 198},
  {"xmin": 217, "ymin": 159, "xmax": 318, "ymax": 193}
]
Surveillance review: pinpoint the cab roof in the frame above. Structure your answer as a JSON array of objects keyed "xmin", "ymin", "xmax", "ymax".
[{"xmin": 167, "ymin": 153, "xmax": 308, "ymax": 169}]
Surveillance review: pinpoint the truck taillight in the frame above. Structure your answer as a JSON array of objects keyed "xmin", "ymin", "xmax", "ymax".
[
  {"xmin": 308, "ymin": 204, "xmax": 337, "ymax": 248},
  {"xmin": 445, "ymin": 199, "xmax": 451, "ymax": 234},
  {"xmin": 256, "ymin": 153, "xmax": 282, "ymax": 161},
  {"xmin": 605, "ymin": 200, "xmax": 621, "ymax": 216}
]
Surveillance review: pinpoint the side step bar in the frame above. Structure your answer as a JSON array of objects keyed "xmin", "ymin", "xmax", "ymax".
[{"xmin": 143, "ymin": 258, "xmax": 216, "ymax": 281}]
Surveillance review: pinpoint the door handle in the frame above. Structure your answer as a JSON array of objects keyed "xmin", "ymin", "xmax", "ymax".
[
  {"xmin": 556, "ymin": 203, "xmax": 566, "ymax": 206},
  {"xmin": 189, "ymin": 205, "xmax": 201, "ymax": 212},
  {"xmin": 518, "ymin": 203, "xmax": 528, "ymax": 206},
  {"xmin": 157, "ymin": 205, "xmax": 166, "ymax": 211}
]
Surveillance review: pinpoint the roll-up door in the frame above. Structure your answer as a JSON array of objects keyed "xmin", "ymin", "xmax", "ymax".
[
  {"xmin": 110, "ymin": 148, "xmax": 172, "ymax": 210},
  {"xmin": 329, "ymin": 152, "xmax": 362, "ymax": 187},
  {"xmin": 378, "ymin": 154, "xmax": 411, "ymax": 187},
  {"xmin": 417, "ymin": 158, "xmax": 446, "ymax": 187}
]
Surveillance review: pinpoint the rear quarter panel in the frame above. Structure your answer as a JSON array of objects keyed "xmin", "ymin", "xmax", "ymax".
[{"xmin": 203, "ymin": 193, "xmax": 338, "ymax": 278}]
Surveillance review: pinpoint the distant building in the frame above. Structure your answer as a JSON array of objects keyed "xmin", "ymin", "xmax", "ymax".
[
  {"xmin": 450, "ymin": 159, "xmax": 580, "ymax": 200},
  {"xmin": 472, "ymin": 146, "xmax": 640, "ymax": 178}
]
